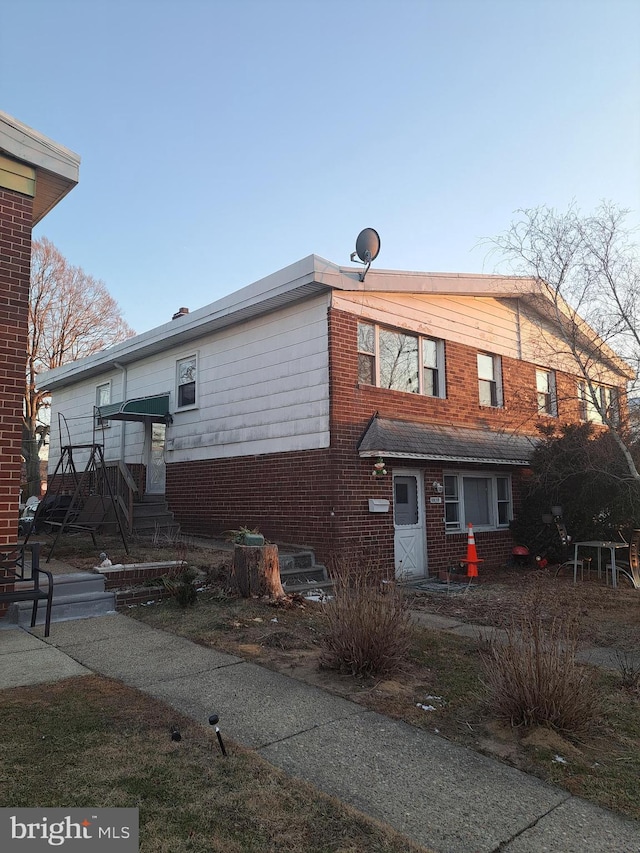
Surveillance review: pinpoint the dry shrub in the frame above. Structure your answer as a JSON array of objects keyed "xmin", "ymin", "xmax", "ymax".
[
  {"xmin": 481, "ymin": 590, "xmax": 601, "ymax": 736},
  {"xmin": 320, "ymin": 564, "xmax": 412, "ymax": 677}
]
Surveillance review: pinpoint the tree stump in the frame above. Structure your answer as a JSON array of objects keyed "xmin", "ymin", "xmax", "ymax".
[{"xmin": 232, "ymin": 543, "xmax": 286, "ymax": 600}]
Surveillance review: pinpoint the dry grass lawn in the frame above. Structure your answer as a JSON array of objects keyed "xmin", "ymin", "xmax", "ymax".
[{"xmin": 42, "ymin": 535, "xmax": 640, "ymax": 821}]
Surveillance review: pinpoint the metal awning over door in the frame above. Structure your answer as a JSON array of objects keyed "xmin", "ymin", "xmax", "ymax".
[{"xmin": 97, "ymin": 394, "xmax": 171, "ymax": 423}]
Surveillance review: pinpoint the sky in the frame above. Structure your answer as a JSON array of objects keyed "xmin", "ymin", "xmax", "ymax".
[{"xmin": 2, "ymin": 0, "xmax": 639, "ymax": 334}]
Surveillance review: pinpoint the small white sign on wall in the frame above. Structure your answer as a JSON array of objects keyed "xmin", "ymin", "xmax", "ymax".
[
  {"xmin": 429, "ymin": 496, "xmax": 442, "ymax": 504},
  {"xmin": 368, "ymin": 498, "xmax": 390, "ymax": 513}
]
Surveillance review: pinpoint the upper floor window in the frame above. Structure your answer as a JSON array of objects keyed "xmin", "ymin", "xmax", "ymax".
[
  {"xmin": 357, "ymin": 321, "xmax": 445, "ymax": 397},
  {"xmin": 536, "ymin": 369, "xmax": 557, "ymax": 416},
  {"xmin": 176, "ymin": 355, "xmax": 197, "ymax": 408},
  {"xmin": 95, "ymin": 382, "xmax": 111, "ymax": 428},
  {"xmin": 477, "ymin": 353, "xmax": 502, "ymax": 408},
  {"xmin": 578, "ymin": 381, "xmax": 619, "ymax": 425},
  {"xmin": 444, "ymin": 473, "xmax": 512, "ymax": 532}
]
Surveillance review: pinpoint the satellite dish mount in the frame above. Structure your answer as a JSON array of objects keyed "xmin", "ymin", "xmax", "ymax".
[{"xmin": 350, "ymin": 228, "xmax": 380, "ymax": 281}]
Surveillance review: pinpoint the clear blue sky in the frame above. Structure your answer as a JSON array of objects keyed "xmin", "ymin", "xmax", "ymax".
[{"xmin": 2, "ymin": 0, "xmax": 639, "ymax": 334}]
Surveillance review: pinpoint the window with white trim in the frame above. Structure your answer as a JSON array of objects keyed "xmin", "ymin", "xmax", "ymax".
[
  {"xmin": 444, "ymin": 473, "xmax": 512, "ymax": 531},
  {"xmin": 477, "ymin": 353, "xmax": 502, "ymax": 407},
  {"xmin": 95, "ymin": 382, "xmax": 111, "ymax": 428},
  {"xmin": 536, "ymin": 369, "xmax": 557, "ymax": 416},
  {"xmin": 176, "ymin": 355, "xmax": 197, "ymax": 409},
  {"xmin": 577, "ymin": 381, "xmax": 619, "ymax": 425},
  {"xmin": 357, "ymin": 321, "xmax": 446, "ymax": 397}
]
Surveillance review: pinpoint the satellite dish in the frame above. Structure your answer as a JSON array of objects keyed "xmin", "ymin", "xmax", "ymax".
[
  {"xmin": 355, "ymin": 228, "xmax": 380, "ymax": 264},
  {"xmin": 351, "ymin": 228, "xmax": 380, "ymax": 281}
]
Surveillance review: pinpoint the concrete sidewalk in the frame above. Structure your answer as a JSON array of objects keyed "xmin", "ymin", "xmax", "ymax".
[{"xmin": 1, "ymin": 615, "xmax": 639, "ymax": 852}]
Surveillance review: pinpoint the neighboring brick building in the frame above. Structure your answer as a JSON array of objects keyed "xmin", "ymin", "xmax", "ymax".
[
  {"xmin": 42, "ymin": 255, "xmax": 632, "ymax": 579},
  {"xmin": 0, "ymin": 112, "xmax": 79, "ymax": 552}
]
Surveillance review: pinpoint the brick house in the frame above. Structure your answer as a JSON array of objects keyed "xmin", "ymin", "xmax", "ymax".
[
  {"xmin": 0, "ymin": 111, "xmax": 79, "ymax": 552},
  {"xmin": 42, "ymin": 255, "xmax": 631, "ymax": 578}
]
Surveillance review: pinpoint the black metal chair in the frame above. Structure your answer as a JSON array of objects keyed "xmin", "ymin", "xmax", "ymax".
[{"xmin": 0, "ymin": 543, "xmax": 53, "ymax": 636}]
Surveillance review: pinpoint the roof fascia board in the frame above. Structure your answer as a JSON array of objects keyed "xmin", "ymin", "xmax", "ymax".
[
  {"xmin": 334, "ymin": 266, "xmax": 535, "ymax": 297},
  {"xmin": 0, "ymin": 111, "xmax": 80, "ymax": 185},
  {"xmin": 358, "ymin": 449, "xmax": 530, "ymax": 465},
  {"xmin": 43, "ymin": 255, "xmax": 339, "ymax": 389}
]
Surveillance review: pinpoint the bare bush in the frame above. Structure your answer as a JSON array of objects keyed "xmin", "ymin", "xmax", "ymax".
[
  {"xmin": 320, "ymin": 567, "xmax": 412, "ymax": 677},
  {"xmin": 481, "ymin": 593, "xmax": 601, "ymax": 736}
]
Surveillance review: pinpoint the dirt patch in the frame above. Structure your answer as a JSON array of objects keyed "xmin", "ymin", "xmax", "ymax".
[{"xmin": 410, "ymin": 564, "xmax": 640, "ymax": 650}]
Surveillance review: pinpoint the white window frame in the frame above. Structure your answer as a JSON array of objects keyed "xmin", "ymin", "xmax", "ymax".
[
  {"xmin": 578, "ymin": 380, "xmax": 619, "ymax": 425},
  {"xmin": 477, "ymin": 353, "xmax": 503, "ymax": 408},
  {"xmin": 357, "ymin": 321, "xmax": 446, "ymax": 397},
  {"xmin": 95, "ymin": 381, "xmax": 111, "ymax": 428},
  {"xmin": 443, "ymin": 472, "xmax": 512, "ymax": 532},
  {"xmin": 176, "ymin": 353, "xmax": 198, "ymax": 410},
  {"xmin": 536, "ymin": 369, "xmax": 557, "ymax": 416}
]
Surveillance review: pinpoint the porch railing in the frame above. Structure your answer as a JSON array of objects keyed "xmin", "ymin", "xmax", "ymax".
[{"xmin": 103, "ymin": 461, "xmax": 138, "ymax": 532}]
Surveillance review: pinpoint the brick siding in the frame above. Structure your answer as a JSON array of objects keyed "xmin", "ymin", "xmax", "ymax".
[{"xmin": 0, "ymin": 188, "xmax": 33, "ymax": 612}]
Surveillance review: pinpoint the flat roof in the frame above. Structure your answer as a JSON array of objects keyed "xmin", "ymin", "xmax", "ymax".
[{"xmin": 0, "ymin": 111, "xmax": 80, "ymax": 224}]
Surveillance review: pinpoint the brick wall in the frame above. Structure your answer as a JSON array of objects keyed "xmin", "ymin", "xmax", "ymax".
[
  {"xmin": 0, "ymin": 188, "xmax": 32, "ymax": 549},
  {"xmin": 164, "ymin": 305, "xmax": 619, "ymax": 579},
  {"xmin": 0, "ymin": 187, "xmax": 33, "ymax": 613}
]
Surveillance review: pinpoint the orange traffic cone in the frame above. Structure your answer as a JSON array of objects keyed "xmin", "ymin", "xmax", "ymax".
[{"xmin": 461, "ymin": 523, "xmax": 483, "ymax": 578}]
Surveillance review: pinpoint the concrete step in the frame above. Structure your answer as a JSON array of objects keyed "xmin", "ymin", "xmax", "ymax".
[
  {"xmin": 278, "ymin": 549, "xmax": 332, "ymax": 595},
  {"xmin": 280, "ymin": 564, "xmax": 329, "ymax": 584},
  {"xmin": 3, "ymin": 571, "xmax": 116, "ymax": 629},
  {"xmin": 281, "ymin": 579, "xmax": 335, "ymax": 597},
  {"xmin": 279, "ymin": 551, "xmax": 315, "ymax": 571},
  {"xmin": 133, "ymin": 502, "xmax": 172, "ymax": 519},
  {"xmin": 7, "ymin": 592, "xmax": 116, "ymax": 627},
  {"xmin": 33, "ymin": 572, "xmax": 107, "ymax": 599}
]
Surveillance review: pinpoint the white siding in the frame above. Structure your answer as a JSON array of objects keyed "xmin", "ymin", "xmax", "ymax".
[
  {"xmin": 333, "ymin": 291, "xmax": 627, "ymax": 384},
  {"xmin": 48, "ymin": 294, "xmax": 330, "ymax": 470},
  {"xmin": 333, "ymin": 291, "xmax": 521, "ymax": 357}
]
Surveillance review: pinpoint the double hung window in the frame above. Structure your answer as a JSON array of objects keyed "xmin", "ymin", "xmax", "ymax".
[
  {"xmin": 444, "ymin": 473, "xmax": 511, "ymax": 531},
  {"xmin": 357, "ymin": 321, "xmax": 445, "ymax": 397},
  {"xmin": 578, "ymin": 381, "xmax": 619, "ymax": 425},
  {"xmin": 177, "ymin": 355, "xmax": 197, "ymax": 409},
  {"xmin": 95, "ymin": 382, "xmax": 111, "ymax": 427},
  {"xmin": 536, "ymin": 369, "xmax": 557, "ymax": 416},
  {"xmin": 477, "ymin": 353, "xmax": 502, "ymax": 407}
]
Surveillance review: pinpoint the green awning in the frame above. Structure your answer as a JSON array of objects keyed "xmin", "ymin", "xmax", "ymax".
[{"xmin": 98, "ymin": 394, "xmax": 171, "ymax": 423}]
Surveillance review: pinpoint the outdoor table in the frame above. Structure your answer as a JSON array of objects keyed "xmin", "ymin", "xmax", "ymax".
[{"xmin": 572, "ymin": 541, "xmax": 628, "ymax": 588}]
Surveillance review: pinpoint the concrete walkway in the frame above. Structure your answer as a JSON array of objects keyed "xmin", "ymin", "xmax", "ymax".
[{"xmin": 1, "ymin": 613, "xmax": 639, "ymax": 853}]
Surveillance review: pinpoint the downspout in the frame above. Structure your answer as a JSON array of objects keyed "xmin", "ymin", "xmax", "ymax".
[{"xmin": 114, "ymin": 362, "xmax": 127, "ymax": 462}]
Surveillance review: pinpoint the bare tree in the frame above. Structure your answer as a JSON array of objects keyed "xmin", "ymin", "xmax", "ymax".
[
  {"xmin": 23, "ymin": 238, "xmax": 135, "ymax": 497},
  {"xmin": 489, "ymin": 202, "xmax": 640, "ymax": 480}
]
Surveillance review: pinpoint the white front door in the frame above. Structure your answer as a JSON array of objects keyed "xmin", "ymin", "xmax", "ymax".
[
  {"xmin": 146, "ymin": 422, "xmax": 166, "ymax": 494},
  {"xmin": 393, "ymin": 470, "xmax": 426, "ymax": 580}
]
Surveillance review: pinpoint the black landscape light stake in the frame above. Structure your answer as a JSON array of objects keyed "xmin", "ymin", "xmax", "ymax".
[{"xmin": 209, "ymin": 713, "xmax": 227, "ymax": 757}]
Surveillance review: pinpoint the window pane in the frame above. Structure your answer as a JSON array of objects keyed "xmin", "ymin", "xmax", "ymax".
[
  {"xmin": 178, "ymin": 357, "xmax": 196, "ymax": 384},
  {"xmin": 463, "ymin": 477, "xmax": 490, "ymax": 526},
  {"xmin": 478, "ymin": 379, "xmax": 497, "ymax": 407},
  {"xmin": 96, "ymin": 384, "xmax": 110, "ymax": 406},
  {"xmin": 379, "ymin": 329, "xmax": 419, "ymax": 393},
  {"xmin": 536, "ymin": 370, "xmax": 550, "ymax": 393},
  {"xmin": 496, "ymin": 477, "xmax": 508, "ymax": 501},
  {"xmin": 477, "ymin": 353, "xmax": 494, "ymax": 381},
  {"xmin": 423, "ymin": 338, "xmax": 437, "ymax": 368},
  {"xmin": 498, "ymin": 502, "xmax": 510, "ymax": 525},
  {"xmin": 358, "ymin": 353, "xmax": 374, "ymax": 385},
  {"xmin": 357, "ymin": 322, "xmax": 374, "ymax": 354},
  {"xmin": 444, "ymin": 475, "xmax": 458, "ymax": 498},
  {"xmin": 423, "ymin": 367, "xmax": 438, "ymax": 396},
  {"xmin": 445, "ymin": 503, "xmax": 459, "ymax": 526},
  {"xmin": 178, "ymin": 381, "xmax": 195, "ymax": 407}
]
